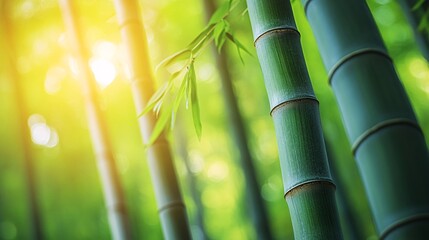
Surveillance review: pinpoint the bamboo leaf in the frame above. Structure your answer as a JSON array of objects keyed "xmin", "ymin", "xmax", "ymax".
[
  {"xmin": 146, "ymin": 105, "xmax": 172, "ymax": 145},
  {"xmin": 226, "ymin": 32, "xmax": 252, "ymax": 63},
  {"xmin": 413, "ymin": 0, "xmax": 426, "ymax": 11},
  {"xmin": 156, "ymin": 49, "xmax": 191, "ymax": 72},
  {"xmin": 138, "ymin": 81, "xmax": 170, "ymax": 117},
  {"xmin": 209, "ymin": 1, "xmax": 230, "ymax": 24},
  {"xmin": 189, "ymin": 62, "xmax": 202, "ymax": 139},
  {"xmin": 188, "ymin": 24, "xmax": 215, "ymax": 49},
  {"xmin": 171, "ymin": 67, "xmax": 189, "ymax": 129}
]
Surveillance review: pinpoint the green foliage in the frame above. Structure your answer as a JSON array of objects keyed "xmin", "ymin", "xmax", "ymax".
[{"xmin": 140, "ymin": 0, "xmax": 251, "ymax": 144}]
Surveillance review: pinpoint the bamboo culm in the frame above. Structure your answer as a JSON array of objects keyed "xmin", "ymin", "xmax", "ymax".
[
  {"xmin": 325, "ymin": 140, "xmax": 365, "ymax": 240},
  {"xmin": 202, "ymin": 0, "xmax": 273, "ymax": 239},
  {"xmin": 1, "ymin": 4, "xmax": 44, "ymax": 239},
  {"xmin": 59, "ymin": 1, "xmax": 132, "ymax": 239},
  {"xmin": 302, "ymin": 0, "xmax": 429, "ymax": 238},
  {"xmin": 246, "ymin": 0, "xmax": 343, "ymax": 238},
  {"xmin": 397, "ymin": 0, "xmax": 429, "ymax": 61},
  {"xmin": 112, "ymin": 0, "xmax": 192, "ymax": 239}
]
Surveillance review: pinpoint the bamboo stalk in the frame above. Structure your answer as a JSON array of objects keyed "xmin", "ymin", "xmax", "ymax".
[
  {"xmin": 201, "ymin": 0, "xmax": 273, "ymax": 239},
  {"xmin": 302, "ymin": 0, "xmax": 429, "ymax": 238},
  {"xmin": 325, "ymin": 140, "xmax": 365, "ymax": 240},
  {"xmin": 246, "ymin": 0, "xmax": 343, "ymax": 238},
  {"xmin": 59, "ymin": 1, "xmax": 132, "ymax": 239},
  {"xmin": 1, "ymin": 2, "xmax": 44, "ymax": 239},
  {"xmin": 173, "ymin": 117, "xmax": 208, "ymax": 240},
  {"xmin": 112, "ymin": 0, "xmax": 192, "ymax": 239},
  {"xmin": 397, "ymin": 0, "xmax": 429, "ymax": 60}
]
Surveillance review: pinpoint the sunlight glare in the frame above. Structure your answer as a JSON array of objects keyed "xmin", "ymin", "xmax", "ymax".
[
  {"xmin": 207, "ymin": 161, "xmax": 229, "ymax": 182},
  {"xmin": 90, "ymin": 58, "xmax": 117, "ymax": 88},
  {"xmin": 45, "ymin": 66, "xmax": 67, "ymax": 94},
  {"xmin": 28, "ymin": 114, "xmax": 59, "ymax": 148}
]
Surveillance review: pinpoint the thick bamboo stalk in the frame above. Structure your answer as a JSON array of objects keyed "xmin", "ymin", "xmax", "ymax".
[
  {"xmin": 201, "ymin": 0, "xmax": 273, "ymax": 239},
  {"xmin": 59, "ymin": 1, "xmax": 132, "ymax": 239},
  {"xmin": 112, "ymin": 0, "xmax": 192, "ymax": 239},
  {"xmin": 1, "ymin": 3, "xmax": 44, "ymax": 239},
  {"xmin": 246, "ymin": 0, "xmax": 343, "ymax": 238},
  {"xmin": 397, "ymin": 0, "xmax": 429, "ymax": 60},
  {"xmin": 302, "ymin": 0, "xmax": 429, "ymax": 239}
]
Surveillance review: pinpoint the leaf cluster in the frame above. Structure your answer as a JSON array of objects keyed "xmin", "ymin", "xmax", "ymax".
[{"xmin": 139, "ymin": 0, "xmax": 251, "ymax": 145}]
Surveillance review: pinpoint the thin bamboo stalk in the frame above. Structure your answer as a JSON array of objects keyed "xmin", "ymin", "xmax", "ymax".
[
  {"xmin": 397, "ymin": 0, "xmax": 429, "ymax": 60},
  {"xmin": 325, "ymin": 140, "xmax": 365, "ymax": 240},
  {"xmin": 174, "ymin": 118, "xmax": 208, "ymax": 240},
  {"xmin": 1, "ymin": 3, "xmax": 44, "ymax": 239},
  {"xmin": 112, "ymin": 0, "xmax": 192, "ymax": 239},
  {"xmin": 59, "ymin": 1, "xmax": 132, "ymax": 239},
  {"xmin": 302, "ymin": 0, "xmax": 429, "ymax": 239},
  {"xmin": 201, "ymin": 0, "xmax": 273, "ymax": 239},
  {"xmin": 246, "ymin": 0, "xmax": 343, "ymax": 238}
]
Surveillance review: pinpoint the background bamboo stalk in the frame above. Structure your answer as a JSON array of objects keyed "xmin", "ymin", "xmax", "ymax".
[
  {"xmin": 59, "ymin": 1, "xmax": 132, "ymax": 239},
  {"xmin": 397, "ymin": 0, "xmax": 429, "ymax": 60},
  {"xmin": 246, "ymin": 0, "xmax": 343, "ymax": 238},
  {"xmin": 302, "ymin": 0, "xmax": 429, "ymax": 238},
  {"xmin": 112, "ymin": 0, "xmax": 192, "ymax": 239},
  {"xmin": 173, "ymin": 118, "xmax": 208, "ymax": 240},
  {"xmin": 201, "ymin": 0, "xmax": 273, "ymax": 239},
  {"xmin": 1, "ymin": 2, "xmax": 44, "ymax": 239},
  {"xmin": 325, "ymin": 140, "xmax": 365, "ymax": 240}
]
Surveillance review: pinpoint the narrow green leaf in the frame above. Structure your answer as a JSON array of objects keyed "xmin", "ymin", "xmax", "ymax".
[
  {"xmin": 226, "ymin": 33, "xmax": 252, "ymax": 56},
  {"xmin": 189, "ymin": 63, "xmax": 202, "ymax": 139},
  {"xmin": 156, "ymin": 49, "xmax": 191, "ymax": 72},
  {"xmin": 146, "ymin": 104, "xmax": 172, "ymax": 145},
  {"xmin": 138, "ymin": 81, "xmax": 171, "ymax": 118},
  {"xmin": 413, "ymin": 0, "xmax": 426, "ymax": 11},
  {"xmin": 188, "ymin": 24, "xmax": 215, "ymax": 49},
  {"xmin": 209, "ymin": 2, "xmax": 229, "ymax": 24},
  {"xmin": 214, "ymin": 21, "xmax": 225, "ymax": 47},
  {"xmin": 171, "ymin": 65, "xmax": 190, "ymax": 129}
]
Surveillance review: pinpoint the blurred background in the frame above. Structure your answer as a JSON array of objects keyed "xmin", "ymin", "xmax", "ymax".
[{"xmin": 0, "ymin": 0, "xmax": 428, "ymax": 239}]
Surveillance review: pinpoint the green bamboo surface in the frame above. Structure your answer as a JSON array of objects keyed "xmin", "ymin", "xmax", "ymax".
[
  {"xmin": 397, "ymin": 0, "xmax": 429, "ymax": 61},
  {"xmin": 59, "ymin": 1, "xmax": 132, "ymax": 239},
  {"xmin": 113, "ymin": 0, "xmax": 192, "ymax": 239},
  {"xmin": 202, "ymin": 0, "xmax": 273, "ymax": 238},
  {"xmin": 246, "ymin": 0, "xmax": 343, "ymax": 238},
  {"xmin": 302, "ymin": 0, "xmax": 429, "ymax": 239}
]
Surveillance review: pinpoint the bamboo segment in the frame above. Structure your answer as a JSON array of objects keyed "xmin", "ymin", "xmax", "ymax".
[
  {"xmin": 397, "ymin": 0, "xmax": 429, "ymax": 60},
  {"xmin": 246, "ymin": 0, "xmax": 343, "ymax": 238},
  {"xmin": 201, "ymin": 0, "xmax": 273, "ymax": 238},
  {"xmin": 303, "ymin": 0, "xmax": 429, "ymax": 239},
  {"xmin": 1, "ymin": 5, "xmax": 44, "ymax": 239},
  {"xmin": 112, "ymin": 0, "xmax": 192, "ymax": 239},
  {"xmin": 59, "ymin": 1, "xmax": 132, "ymax": 239}
]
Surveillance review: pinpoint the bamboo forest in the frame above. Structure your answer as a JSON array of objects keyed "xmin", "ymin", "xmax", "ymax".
[{"xmin": 1, "ymin": 0, "xmax": 429, "ymax": 239}]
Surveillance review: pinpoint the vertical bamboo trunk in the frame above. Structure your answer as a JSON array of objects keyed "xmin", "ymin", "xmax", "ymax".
[
  {"xmin": 112, "ymin": 0, "xmax": 192, "ymax": 239},
  {"xmin": 397, "ymin": 0, "xmax": 429, "ymax": 60},
  {"xmin": 325, "ymin": 140, "xmax": 365, "ymax": 240},
  {"xmin": 302, "ymin": 0, "xmax": 429, "ymax": 239},
  {"xmin": 246, "ymin": 0, "xmax": 343, "ymax": 238},
  {"xmin": 201, "ymin": 0, "xmax": 273, "ymax": 239},
  {"xmin": 59, "ymin": 1, "xmax": 132, "ymax": 239},
  {"xmin": 174, "ymin": 119, "xmax": 208, "ymax": 240},
  {"xmin": 1, "ymin": 3, "xmax": 44, "ymax": 239}
]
